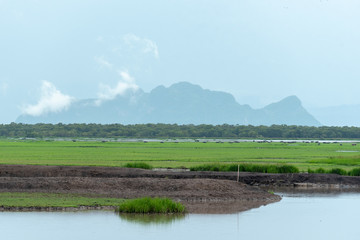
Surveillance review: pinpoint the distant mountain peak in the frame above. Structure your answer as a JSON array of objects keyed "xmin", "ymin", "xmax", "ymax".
[
  {"xmin": 264, "ymin": 95, "xmax": 301, "ymax": 111},
  {"xmin": 279, "ymin": 95, "xmax": 301, "ymax": 105},
  {"xmin": 169, "ymin": 81, "xmax": 201, "ymax": 89},
  {"xmin": 16, "ymin": 82, "xmax": 321, "ymax": 126}
]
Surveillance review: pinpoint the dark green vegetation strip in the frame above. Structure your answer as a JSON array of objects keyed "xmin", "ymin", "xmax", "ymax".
[
  {"xmin": 2, "ymin": 123, "xmax": 360, "ymax": 138},
  {"xmin": 0, "ymin": 192, "xmax": 124, "ymax": 208},
  {"xmin": 117, "ymin": 197, "xmax": 185, "ymax": 214},
  {"xmin": 190, "ymin": 163, "xmax": 299, "ymax": 174},
  {"xmin": 308, "ymin": 167, "xmax": 360, "ymax": 176}
]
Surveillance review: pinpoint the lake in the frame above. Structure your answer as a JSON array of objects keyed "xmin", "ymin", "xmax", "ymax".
[{"xmin": 1, "ymin": 193, "xmax": 359, "ymax": 240}]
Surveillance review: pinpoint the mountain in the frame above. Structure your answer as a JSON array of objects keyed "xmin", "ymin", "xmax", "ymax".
[
  {"xmin": 252, "ymin": 96, "xmax": 321, "ymax": 126},
  {"xmin": 16, "ymin": 82, "xmax": 321, "ymax": 126}
]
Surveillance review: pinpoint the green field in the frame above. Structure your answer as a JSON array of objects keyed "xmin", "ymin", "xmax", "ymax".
[
  {"xmin": 0, "ymin": 192, "xmax": 124, "ymax": 208},
  {"xmin": 1, "ymin": 139, "xmax": 360, "ymax": 172}
]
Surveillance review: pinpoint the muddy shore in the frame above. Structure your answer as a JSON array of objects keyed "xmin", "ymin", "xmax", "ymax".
[{"xmin": 1, "ymin": 165, "xmax": 360, "ymax": 213}]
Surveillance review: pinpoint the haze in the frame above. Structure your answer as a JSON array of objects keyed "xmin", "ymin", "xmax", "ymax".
[{"xmin": 1, "ymin": 0, "xmax": 360, "ymax": 125}]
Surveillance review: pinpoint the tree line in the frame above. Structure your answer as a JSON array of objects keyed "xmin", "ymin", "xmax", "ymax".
[{"xmin": 1, "ymin": 123, "xmax": 360, "ymax": 139}]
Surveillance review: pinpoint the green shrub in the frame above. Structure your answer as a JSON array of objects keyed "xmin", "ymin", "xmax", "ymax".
[
  {"xmin": 328, "ymin": 168, "xmax": 348, "ymax": 176},
  {"xmin": 190, "ymin": 163, "xmax": 299, "ymax": 174},
  {"xmin": 308, "ymin": 168, "xmax": 326, "ymax": 174},
  {"xmin": 348, "ymin": 168, "xmax": 360, "ymax": 176},
  {"xmin": 117, "ymin": 197, "xmax": 185, "ymax": 214},
  {"xmin": 309, "ymin": 167, "xmax": 349, "ymax": 176},
  {"xmin": 123, "ymin": 162, "xmax": 153, "ymax": 170}
]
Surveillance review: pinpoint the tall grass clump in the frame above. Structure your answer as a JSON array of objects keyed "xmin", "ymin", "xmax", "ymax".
[
  {"xmin": 308, "ymin": 167, "xmax": 352, "ymax": 176},
  {"xmin": 123, "ymin": 162, "xmax": 153, "ymax": 170},
  {"xmin": 348, "ymin": 168, "xmax": 360, "ymax": 176},
  {"xmin": 117, "ymin": 197, "xmax": 185, "ymax": 214},
  {"xmin": 327, "ymin": 168, "xmax": 348, "ymax": 176},
  {"xmin": 190, "ymin": 163, "xmax": 299, "ymax": 174},
  {"xmin": 308, "ymin": 168, "xmax": 326, "ymax": 174}
]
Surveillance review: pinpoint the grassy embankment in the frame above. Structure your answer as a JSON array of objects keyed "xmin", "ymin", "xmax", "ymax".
[
  {"xmin": 0, "ymin": 192, "xmax": 124, "ymax": 208},
  {"xmin": 1, "ymin": 140, "xmax": 360, "ymax": 173},
  {"xmin": 0, "ymin": 193, "xmax": 185, "ymax": 213}
]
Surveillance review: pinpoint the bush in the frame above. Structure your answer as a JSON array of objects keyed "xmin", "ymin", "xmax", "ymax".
[
  {"xmin": 190, "ymin": 163, "xmax": 299, "ymax": 174},
  {"xmin": 309, "ymin": 167, "xmax": 350, "ymax": 176},
  {"xmin": 308, "ymin": 168, "xmax": 326, "ymax": 174},
  {"xmin": 123, "ymin": 162, "xmax": 153, "ymax": 170},
  {"xmin": 328, "ymin": 168, "xmax": 348, "ymax": 176},
  {"xmin": 117, "ymin": 197, "xmax": 185, "ymax": 214},
  {"xmin": 348, "ymin": 168, "xmax": 360, "ymax": 176}
]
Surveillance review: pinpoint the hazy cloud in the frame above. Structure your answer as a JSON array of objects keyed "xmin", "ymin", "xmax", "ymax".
[
  {"xmin": 123, "ymin": 33, "xmax": 159, "ymax": 59},
  {"xmin": 22, "ymin": 81, "xmax": 74, "ymax": 116},
  {"xmin": 0, "ymin": 82, "xmax": 8, "ymax": 96},
  {"xmin": 94, "ymin": 56, "xmax": 113, "ymax": 70},
  {"xmin": 96, "ymin": 70, "xmax": 139, "ymax": 105}
]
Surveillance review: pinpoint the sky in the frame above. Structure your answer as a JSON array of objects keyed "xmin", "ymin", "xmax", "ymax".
[{"xmin": 1, "ymin": 0, "xmax": 360, "ymax": 124}]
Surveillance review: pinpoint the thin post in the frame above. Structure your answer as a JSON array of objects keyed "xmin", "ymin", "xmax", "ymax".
[{"xmin": 237, "ymin": 164, "xmax": 239, "ymax": 182}]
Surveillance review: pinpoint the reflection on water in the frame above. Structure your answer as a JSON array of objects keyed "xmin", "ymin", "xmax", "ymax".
[
  {"xmin": 118, "ymin": 213, "xmax": 185, "ymax": 225},
  {"xmin": 1, "ymin": 193, "xmax": 360, "ymax": 240}
]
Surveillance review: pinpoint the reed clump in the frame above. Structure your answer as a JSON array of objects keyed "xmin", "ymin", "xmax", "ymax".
[
  {"xmin": 117, "ymin": 197, "xmax": 185, "ymax": 214},
  {"xmin": 308, "ymin": 167, "xmax": 360, "ymax": 176},
  {"xmin": 123, "ymin": 162, "xmax": 153, "ymax": 170}
]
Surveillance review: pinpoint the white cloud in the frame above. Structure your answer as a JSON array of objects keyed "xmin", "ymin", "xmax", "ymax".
[
  {"xmin": 94, "ymin": 56, "xmax": 113, "ymax": 70},
  {"xmin": 0, "ymin": 82, "xmax": 8, "ymax": 96},
  {"xmin": 96, "ymin": 70, "xmax": 139, "ymax": 105},
  {"xmin": 123, "ymin": 33, "xmax": 159, "ymax": 59},
  {"xmin": 22, "ymin": 81, "xmax": 74, "ymax": 116}
]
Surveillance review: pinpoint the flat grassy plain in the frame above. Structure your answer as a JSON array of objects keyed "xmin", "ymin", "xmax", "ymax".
[
  {"xmin": 1, "ymin": 140, "xmax": 360, "ymax": 171},
  {"xmin": 0, "ymin": 192, "xmax": 124, "ymax": 208}
]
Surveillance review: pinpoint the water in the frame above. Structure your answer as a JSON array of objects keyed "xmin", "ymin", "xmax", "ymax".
[{"xmin": 1, "ymin": 193, "xmax": 360, "ymax": 240}]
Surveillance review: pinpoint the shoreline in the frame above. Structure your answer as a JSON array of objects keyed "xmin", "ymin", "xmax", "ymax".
[{"xmin": 1, "ymin": 165, "xmax": 360, "ymax": 213}]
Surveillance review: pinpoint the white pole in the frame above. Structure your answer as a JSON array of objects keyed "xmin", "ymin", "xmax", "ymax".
[{"xmin": 237, "ymin": 164, "xmax": 239, "ymax": 182}]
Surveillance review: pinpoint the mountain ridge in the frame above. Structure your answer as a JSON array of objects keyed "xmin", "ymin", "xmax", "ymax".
[{"xmin": 16, "ymin": 82, "xmax": 321, "ymax": 126}]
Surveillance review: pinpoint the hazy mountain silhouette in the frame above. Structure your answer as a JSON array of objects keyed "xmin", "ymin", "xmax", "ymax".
[{"xmin": 16, "ymin": 82, "xmax": 321, "ymax": 126}]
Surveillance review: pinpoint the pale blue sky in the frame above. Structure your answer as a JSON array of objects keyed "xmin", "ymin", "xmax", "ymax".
[{"xmin": 1, "ymin": 0, "xmax": 360, "ymax": 123}]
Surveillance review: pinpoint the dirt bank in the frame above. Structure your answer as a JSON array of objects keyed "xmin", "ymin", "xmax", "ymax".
[
  {"xmin": 0, "ymin": 176, "xmax": 279, "ymax": 213},
  {"xmin": 1, "ymin": 165, "xmax": 360, "ymax": 188},
  {"xmin": 0, "ymin": 165, "xmax": 285, "ymax": 213},
  {"xmin": 2, "ymin": 165, "xmax": 360, "ymax": 213}
]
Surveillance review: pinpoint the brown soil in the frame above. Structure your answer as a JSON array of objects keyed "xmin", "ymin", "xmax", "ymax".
[
  {"xmin": 2, "ymin": 165, "xmax": 360, "ymax": 213},
  {"xmin": 0, "ymin": 165, "xmax": 285, "ymax": 213},
  {"xmin": 2, "ymin": 165, "xmax": 360, "ymax": 187},
  {"xmin": 0, "ymin": 177, "xmax": 280, "ymax": 213}
]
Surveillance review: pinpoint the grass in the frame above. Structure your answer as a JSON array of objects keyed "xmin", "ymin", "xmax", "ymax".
[
  {"xmin": 308, "ymin": 167, "xmax": 360, "ymax": 176},
  {"xmin": 123, "ymin": 162, "xmax": 153, "ymax": 170},
  {"xmin": 1, "ymin": 140, "xmax": 360, "ymax": 172},
  {"xmin": 0, "ymin": 192, "xmax": 124, "ymax": 208},
  {"xmin": 308, "ymin": 156, "xmax": 360, "ymax": 166},
  {"xmin": 117, "ymin": 197, "xmax": 185, "ymax": 214},
  {"xmin": 190, "ymin": 163, "xmax": 299, "ymax": 173}
]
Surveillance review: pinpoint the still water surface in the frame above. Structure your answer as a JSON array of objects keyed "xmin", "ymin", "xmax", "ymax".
[{"xmin": 1, "ymin": 193, "xmax": 359, "ymax": 240}]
